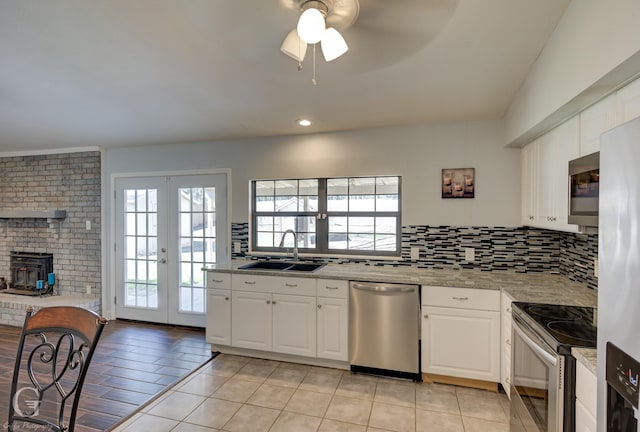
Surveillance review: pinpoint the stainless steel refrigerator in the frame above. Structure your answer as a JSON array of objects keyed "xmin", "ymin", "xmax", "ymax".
[{"xmin": 599, "ymin": 116, "xmax": 640, "ymax": 431}]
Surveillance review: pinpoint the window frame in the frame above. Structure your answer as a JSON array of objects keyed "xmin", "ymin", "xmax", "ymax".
[{"xmin": 250, "ymin": 176, "xmax": 402, "ymax": 258}]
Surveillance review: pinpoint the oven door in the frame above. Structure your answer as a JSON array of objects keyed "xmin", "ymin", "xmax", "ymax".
[{"xmin": 511, "ymin": 315, "xmax": 564, "ymax": 432}]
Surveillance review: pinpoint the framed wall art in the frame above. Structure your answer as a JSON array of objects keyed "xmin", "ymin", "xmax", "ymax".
[{"xmin": 442, "ymin": 168, "xmax": 475, "ymax": 199}]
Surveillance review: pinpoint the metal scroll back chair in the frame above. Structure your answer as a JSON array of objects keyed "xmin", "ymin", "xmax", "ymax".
[{"xmin": 8, "ymin": 306, "xmax": 108, "ymax": 432}]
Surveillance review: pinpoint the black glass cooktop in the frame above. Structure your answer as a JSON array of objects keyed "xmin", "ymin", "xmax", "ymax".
[{"xmin": 513, "ymin": 302, "xmax": 597, "ymax": 349}]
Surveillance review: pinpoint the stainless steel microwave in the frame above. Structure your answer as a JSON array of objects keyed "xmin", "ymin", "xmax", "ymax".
[{"xmin": 568, "ymin": 152, "xmax": 599, "ymax": 227}]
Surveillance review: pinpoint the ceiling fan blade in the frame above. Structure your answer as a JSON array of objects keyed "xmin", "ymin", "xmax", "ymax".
[{"xmin": 336, "ymin": 0, "xmax": 459, "ymax": 71}]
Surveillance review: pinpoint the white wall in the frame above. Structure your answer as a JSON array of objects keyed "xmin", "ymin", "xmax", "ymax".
[
  {"xmin": 104, "ymin": 120, "xmax": 519, "ymax": 227},
  {"xmin": 505, "ymin": 0, "xmax": 640, "ymax": 146}
]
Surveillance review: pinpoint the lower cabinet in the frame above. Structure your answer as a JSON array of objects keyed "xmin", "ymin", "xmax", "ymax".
[
  {"xmin": 575, "ymin": 361, "xmax": 597, "ymax": 432},
  {"xmin": 206, "ymin": 272, "xmax": 349, "ymax": 362},
  {"xmin": 272, "ymin": 294, "xmax": 317, "ymax": 357},
  {"xmin": 316, "ymin": 296, "xmax": 348, "ymax": 361},
  {"xmin": 501, "ymin": 292, "xmax": 514, "ymax": 397},
  {"xmin": 421, "ymin": 286, "xmax": 501, "ymax": 383},
  {"xmin": 231, "ymin": 290, "xmax": 272, "ymax": 351},
  {"xmin": 206, "ymin": 288, "xmax": 231, "ymax": 345}
]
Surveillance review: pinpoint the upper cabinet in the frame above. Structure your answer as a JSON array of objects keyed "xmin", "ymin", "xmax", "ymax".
[
  {"xmin": 617, "ymin": 78, "xmax": 640, "ymax": 125},
  {"xmin": 579, "ymin": 93, "xmax": 618, "ymax": 156},
  {"xmin": 522, "ymin": 117, "xmax": 580, "ymax": 232}
]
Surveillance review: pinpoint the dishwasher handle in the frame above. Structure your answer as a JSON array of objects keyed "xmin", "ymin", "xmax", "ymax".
[{"xmin": 351, "ymin": 282, "xmax": 416, "ymax": 294}]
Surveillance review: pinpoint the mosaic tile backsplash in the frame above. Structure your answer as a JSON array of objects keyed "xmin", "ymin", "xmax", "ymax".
[{"xmin": 231, "ymin": 223, "xmax": 598, "ymax": 290}]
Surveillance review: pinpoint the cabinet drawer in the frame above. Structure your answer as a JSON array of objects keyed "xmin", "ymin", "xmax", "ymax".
[
  {"xmin": 422, "ymin": 286, "xmax": 500, "ymax": 311},
  {"xmin": 317, "ymin": 279, "xmax": 348, "ymax": 299},
  {"xmin": 231, "ymin": 274, "xmax": 316, "ymax": 296},
  {"xmin": 207, "ymin": 272, "xmax": 231, "ymax": 289},
  {"xmin": 267, "ymin": 276, "xmax": 316, "ymax": 296},
  {"xmin": 576, "ymin": 361, "xmax": 597, "ymax": 416}
]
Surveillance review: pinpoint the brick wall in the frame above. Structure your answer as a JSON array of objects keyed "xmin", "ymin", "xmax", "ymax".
[{"xmin": 0, "ymin": 152, "xmax": 101, "ymax": 297}]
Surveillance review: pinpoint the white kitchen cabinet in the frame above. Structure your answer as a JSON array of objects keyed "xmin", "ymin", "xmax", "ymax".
[
  {"xmin": 575, "ymin": 360, "xmax": 597, "ymax": 432},
  {"xmin": 229, "ymin": 274, "xmax": 317, "ymax": 357},
  {"xmin": 316, "ymin": 279, "xmax": 349, "ymax": 361},
  {"xmin": 500, "ymin": 292, "xmax": 514, "ymax": 398},
  {"xmin": 421, "ymin": 286, "xmax": 500, "ymax": 383},
  {"xmin": 521, "ymin": 141, "xmax": 538, "ymax": 226},
  {"xmin": 206, "ymin": 272, "xmax": 232, "ymax": 346},
  {"xmin": 231, "ymin": 290, "xmax": 273, "ymax": 351},
  {"xmin": 617, "ymin": 77, "xmax": 640, "ymax": 124},
  {"xmin": 206, "ymin": 288, "xmax": 231, "ymax": 345},
  {"xmin": 272, "ymin": 293, "xmax": 316, "ymax": 357},
  {"xmin": 522, "ymin": 117, "xmax": 580, "ymax": 233},
  {"xmin": 317, "ymin": 296, "xmax": 348, "ymax": 361},
  {"xmin": 580, "ymin": 93, "xmax": 618, "ymax": 156}
]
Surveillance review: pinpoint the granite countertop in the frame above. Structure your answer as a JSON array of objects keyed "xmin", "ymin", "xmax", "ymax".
[
  {"xmin": 206, "ymin": 260, "xmax": 597, "ymax": 307},
  {"xmin": 572, "ymin": 347, "xmax": 597, "ymax": 374}
]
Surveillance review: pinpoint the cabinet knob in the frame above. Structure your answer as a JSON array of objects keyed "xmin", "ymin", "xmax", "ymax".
[
  {"xmin": 452, "ymin": 296, "xmax": 469, "ymax": 301},
  {"xmin": 245, "ymin": 281, "xmax": 256, "ymax": 285},
  {"xmin": 213, "ymin": 279, "xmax": 223, "ymax": 283},
  {"xmin": 506, "ymin": 377, "xmax": 510, "ymax": 384},
  {"xmin": 317, "ymin": 304, "xmax": 322, "ymax": 309},
  {"xmin": 266, "ymin": 300, "xmax": 271, "ymax": 304},
  {"xmin": 325, "ymin": 286, "xmax": 339, "ymax": 290},
  {"xmin": 506, "ymin": 339, "xmax": 511, "ymax": 345},
  {"xmin": 529, "ymin": 216, "xmax": 534, "ymax": 220},
  {"xmin": 506, "ymin": 307, "xmax": 511, "ymax": 312},
  {"xmin": 285, "ymin": 283, "xmax": 298, "ymax": 288},
  {"xmin": 423, "ymin": 314, "xmax": 429, "ymax": 319},
  {"xmin": 225, "ymin": 297, "xmax": 229, "ymax": 301},
  {"xmin": 272, "ymin": 301, "xmax": 277, "ymax": 305}
]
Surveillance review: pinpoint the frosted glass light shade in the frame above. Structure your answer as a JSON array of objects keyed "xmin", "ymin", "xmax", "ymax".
[
  {"xmin": 281, "ymin": 29, "xmax": 307, "ymax": 61},
  {"xmin": 321, "ymin": 27, "xmax": 348, "ymax": 61},
  {"xmin": 297, "ymin": 7, "xmax": 326, "ymax": 44}
]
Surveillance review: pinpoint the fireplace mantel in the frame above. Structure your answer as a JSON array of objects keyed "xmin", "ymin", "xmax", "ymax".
[
  {"xmin": 0, "ymin": 210, "xmax": 66, "ymax": 220},
  {"xmin": 0, "ymin": 210, "xmax": 66, "ymax": 238}
]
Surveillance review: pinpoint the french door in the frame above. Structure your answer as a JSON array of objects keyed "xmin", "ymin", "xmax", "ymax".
[{"xmin": 114, "ymin": 173, "xmax": 228, "ymax": 327}]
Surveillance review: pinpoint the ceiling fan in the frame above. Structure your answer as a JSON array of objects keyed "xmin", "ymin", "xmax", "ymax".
[{"xmin": 279, "ymin": 0, "xmax": 460, "ymax": 75}]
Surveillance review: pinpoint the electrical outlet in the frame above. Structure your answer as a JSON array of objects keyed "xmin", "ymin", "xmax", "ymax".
[
  {"xmin": 233, "ymin": 241, "xmax": 241, "ymax": 253},
  {"xmin": 464, "ymin": 247, "xmax": 475, "ymax": 262},
  {"xmin": 594, "ymin": 258, "xmax": 598, "ymax": 278},
  {"xmin": 410, "ymin": 246, "xmax": 420, "ymax": 260},
  {"xmin": 86, "ymin": 285, "xmax": 92, "ymax": 295},
  {"xmin": 85, "ymin": 220, "xmax": 91, "ymax": 230}
]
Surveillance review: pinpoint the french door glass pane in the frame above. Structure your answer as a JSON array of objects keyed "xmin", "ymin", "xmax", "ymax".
[
  {"xmin": 178, "ymin": 187, "xmax": 216, "ymax": 314},
  {"xmin": 124, "ymin": 188, "xmax": 159, "ymax": 309}
]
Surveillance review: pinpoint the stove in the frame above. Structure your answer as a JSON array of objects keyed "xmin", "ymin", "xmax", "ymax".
[
  {"xmin": 513, "ymin": 302, "xmax": 597, "ymax": 350},
  {"xmin": 510, "ymin": 302, "xmax": 597, "ymax": 432}
]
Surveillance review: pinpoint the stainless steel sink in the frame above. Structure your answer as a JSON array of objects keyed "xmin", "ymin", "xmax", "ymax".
[{"xmin": 238, "ymin": 261, "xmax": 325, "ymax": 272}]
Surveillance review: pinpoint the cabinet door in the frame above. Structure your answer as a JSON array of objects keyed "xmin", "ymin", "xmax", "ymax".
[
  {"xmin": 422, "ymin": 306, "xmax": 500, "ymax": 382},
  {"xmin": 580, "ymin": 93, "xmax": 618, "ymax": 156},
  {"xmin": 317, "ymin": 297, "xmax": 348, "ymax": 361},
  {"xmin": 500, "ymin": 292, "xmax": 514, "ymax": 398},
  {"xmin": 575, "ymin": 398, "xmax": 597, "ymax": 432},
  {"xmin": 617, "ymin": 77, "xmax": 640, "ymax": 124},
  {"xmin": 536, "ymin": 132, "xmax": 554, "ymax": 229},
  {"xmin": 521, "ymin": 142, "xmax": 538, "ymax": 226},
  {"xmin": 231, "ymin": 290, "xmax": 272, "ymax": 351},
  {"xmin": 272, "ymin": 294, "xmax": 316, "ymax": 357},
  {"xmin": 206, "ymin": 289, "xmax": 231, "ymax": 346}
]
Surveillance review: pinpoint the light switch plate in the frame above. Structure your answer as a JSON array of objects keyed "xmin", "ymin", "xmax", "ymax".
[
  {"xmin": 233, "ymin": 241, "xmax": 241, "ymax": 253},
  {"xmin": 410, "ymin": 246, "xmax": 420, "ymax": 260},
  {"xmin": 464, "ymin": 247, "xmax": 475, "ymax": 262},
  {"xmin": 85, "ymin": 220, "xmax": 91, "ymax": 230}
]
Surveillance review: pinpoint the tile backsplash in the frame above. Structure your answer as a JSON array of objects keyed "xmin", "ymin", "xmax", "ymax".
[{"xmin": 231, "ymin": 223, "xmax": 598, "ymax": 290}]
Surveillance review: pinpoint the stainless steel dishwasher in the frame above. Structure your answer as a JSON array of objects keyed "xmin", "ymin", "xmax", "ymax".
[{"xmin": 349, "ymin": 281, "xmax": 420, "ymax": 381}]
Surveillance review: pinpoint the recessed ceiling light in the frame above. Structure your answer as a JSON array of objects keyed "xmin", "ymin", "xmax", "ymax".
[{"xmin": 297, "ymin": 119, "xmax": 312, "ymax": 127}]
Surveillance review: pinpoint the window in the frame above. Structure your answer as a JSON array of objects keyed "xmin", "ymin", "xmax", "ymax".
[{"xmin": 251, "ymin": 176, "xmax": 401, "ymax": 256}]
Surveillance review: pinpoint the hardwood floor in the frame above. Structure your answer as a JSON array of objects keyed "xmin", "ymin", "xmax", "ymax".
[{"xmin": 0, "ymin": 319, "xmax": 212, "ymax": 431}]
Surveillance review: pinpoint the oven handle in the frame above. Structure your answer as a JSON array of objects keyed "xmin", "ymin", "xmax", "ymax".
[{"xmin": 513, "ymin": 321, "xmax": 558, "ymax": 367}]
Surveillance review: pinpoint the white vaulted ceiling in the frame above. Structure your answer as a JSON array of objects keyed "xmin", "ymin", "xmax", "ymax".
[{"xmin": 0, "ymin": 0, "xmax": 571, "ymax": 152}]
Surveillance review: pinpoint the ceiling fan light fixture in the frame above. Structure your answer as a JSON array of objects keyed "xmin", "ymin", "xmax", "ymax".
[
  {"xmin": 281, "ymin": 29, "xmax": 308, "ymax": 61},
  {"xmin": 297, "ymin": 1, "xmax": 328, "ymax": 44},
  {"xmin": 321, "ymin": 27, "xmax": 348, "ymax": 61}
]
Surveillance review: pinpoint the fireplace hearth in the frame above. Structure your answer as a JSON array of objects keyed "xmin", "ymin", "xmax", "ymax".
[{"xmin": 3, "ymin": 252, "xmax": 54, "ymax": 296}]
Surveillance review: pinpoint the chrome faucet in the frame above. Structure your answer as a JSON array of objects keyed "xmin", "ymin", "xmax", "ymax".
[{"xmin": 278, "ymin": 229, "xmax": 298, "ymax": 261}]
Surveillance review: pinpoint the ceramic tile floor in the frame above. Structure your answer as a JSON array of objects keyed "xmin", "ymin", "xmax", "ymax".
[{"xmin": 112, "ymin": 354, "xmax": 511, "ymax": 432}]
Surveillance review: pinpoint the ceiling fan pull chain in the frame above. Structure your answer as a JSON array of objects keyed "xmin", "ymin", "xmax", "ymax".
[{"xmin": 312, "ymin": 44, "xmax": 317, "ymax": 85}]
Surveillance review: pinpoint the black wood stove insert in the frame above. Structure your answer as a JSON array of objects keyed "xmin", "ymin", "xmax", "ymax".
[{"xmin": 4, "ymin": 252, "xmax": 54, "ymax": 296}]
